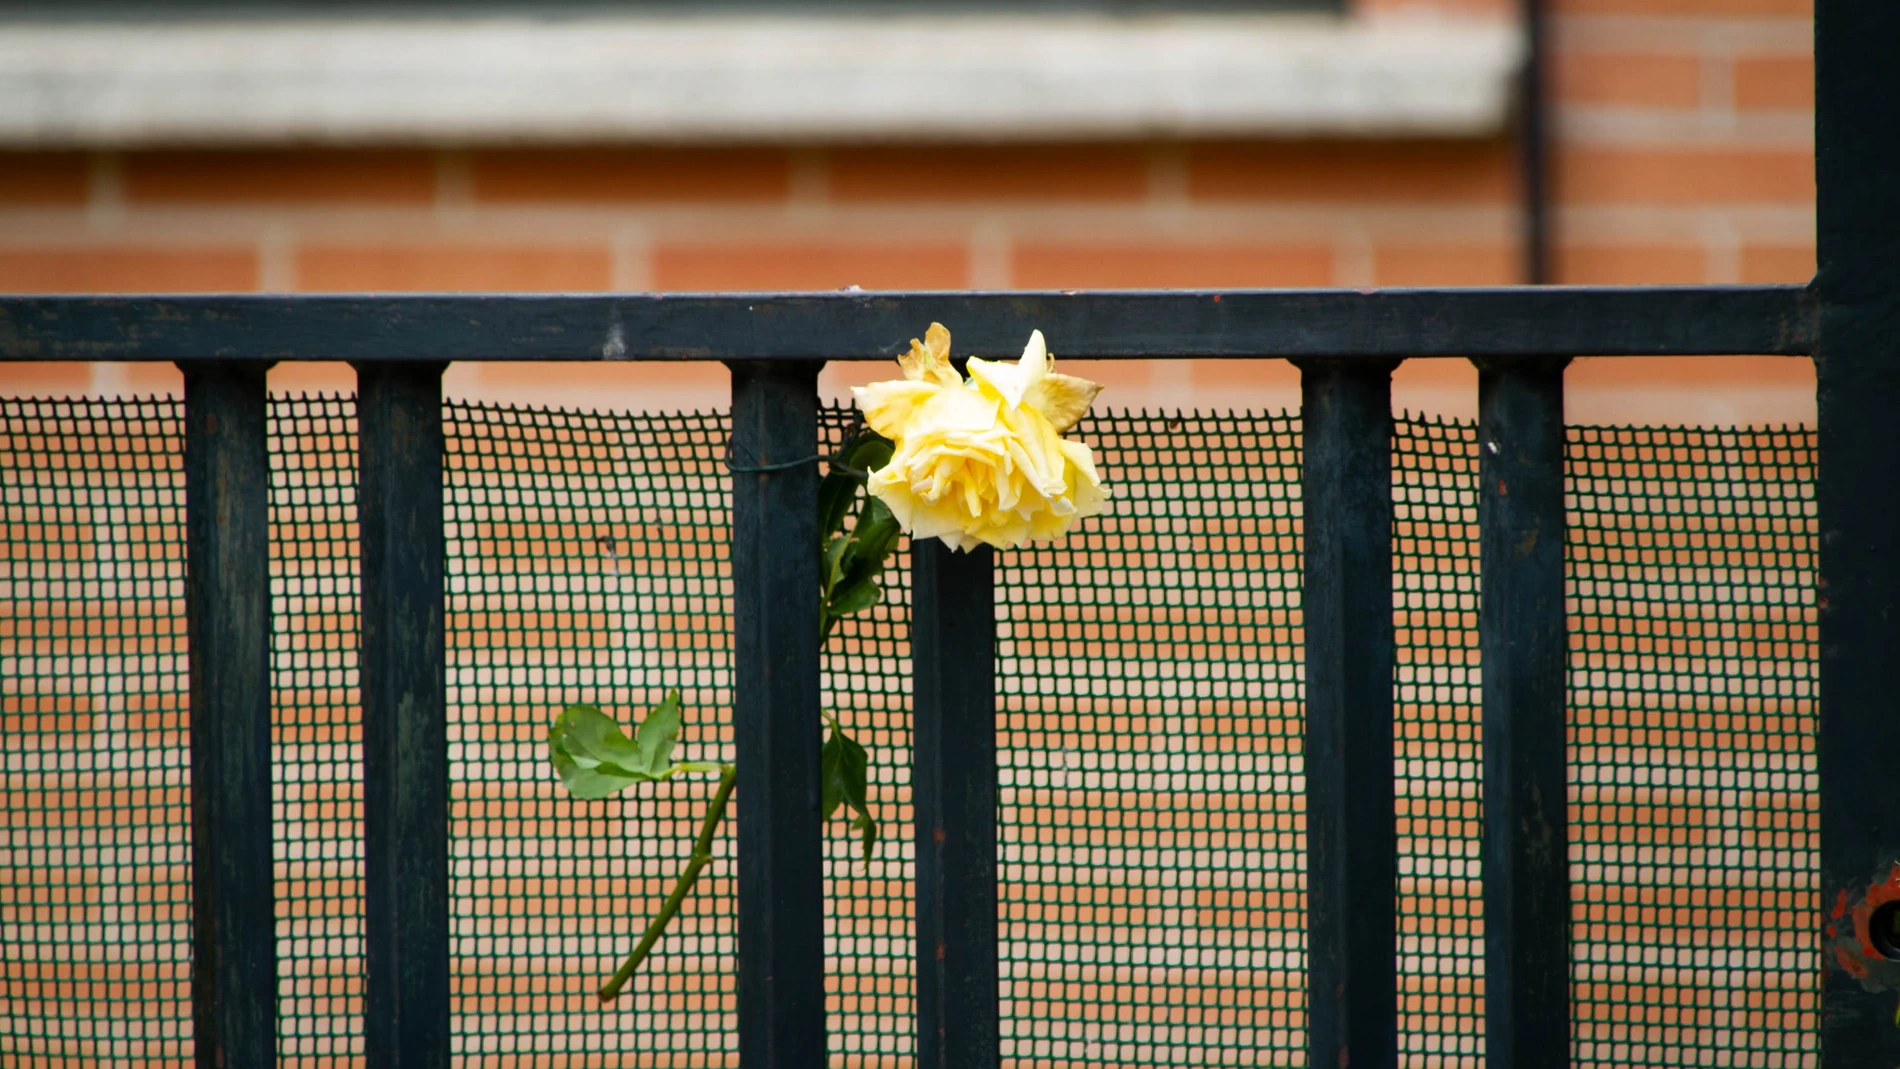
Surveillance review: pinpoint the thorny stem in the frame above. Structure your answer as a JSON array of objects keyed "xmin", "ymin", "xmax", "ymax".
[{"xmin": 598, "ymin": 763, "xmax": 738, "ymax": 1002}]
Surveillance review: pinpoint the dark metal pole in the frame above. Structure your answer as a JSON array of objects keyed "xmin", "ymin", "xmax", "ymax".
[
  {"xmin": 181, "ymin": 360, "xmax": 277, "ymax": 1069},
  {"xmin": 356, "ymin": 362, "xmax": 451, "ymax": 1069},
  {"xmin": 1501, "ymin": 0, "xmax": 1567, "ymax": 1053},
  {"xmin": 1298, "ymin": 359, "xmax": 1399, "ymax": 1069},
  {"xmin": 1474, "ymin": 357, "xmax": 1570, "ymax": 1069},
  {"xmin": 1520, "ymin": 0, "xmax": 1552, "ymax": 284},
  {"xmin": 727, "ymin": 360, "xmax": 827, "ymax": 1069},
  {"xmin": 1814, "ymin": 1, "xmax": 1900, "ymax": 1065},
  {"xmin": 911, "ymin": 541, "xmax": 999, "ymax": 1069}
]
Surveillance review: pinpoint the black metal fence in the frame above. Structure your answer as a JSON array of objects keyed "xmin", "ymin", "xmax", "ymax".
[{"xmin": 2, "ymin": 4, "xmax": 1896, "ymax": 1065}]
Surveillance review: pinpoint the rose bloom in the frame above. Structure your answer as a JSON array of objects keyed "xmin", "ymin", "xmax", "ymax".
[{"xmin": 853, "ymin": 323, "xmax": 1107, "ymax": 552}]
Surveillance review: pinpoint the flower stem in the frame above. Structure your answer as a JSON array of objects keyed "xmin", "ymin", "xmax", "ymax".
[{"xmin": 598, "ymin": 762, "xmax": 737, "ymax": 1003}]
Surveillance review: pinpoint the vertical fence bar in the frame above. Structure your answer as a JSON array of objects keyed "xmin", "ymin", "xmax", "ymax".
[
  {"xmin": 727, "ymin": 360, "xmax": 827, "ymax": 1069},
  {"xmin": 355, "ymin": 362, "xmax": 450, "ymax": 1069},
  {"xmin": 181, "ymin": 361, "xmax": 277, "ymax": 1069},
  {"xmin": 1298, "ymin": 359, "xmax": 1399, "ymax": 1069},
  {"xmin": 911, "ymin": 541, "xmax": 999, "ymax": 1069},
  {"xmin": 1518, "ymin": 0, "xmax": 1551, "ymax": 285},
  {"xmin": 1474, "ymin": 358, "xmax": 1570, "ymax": 1069},
  {"xmin": 1814, "ymin": 1, "xmax": 1900, "ymax": 1064}
]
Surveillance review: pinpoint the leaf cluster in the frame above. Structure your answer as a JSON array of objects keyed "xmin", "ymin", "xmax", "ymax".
[
  {"xmin": 822, "ymin": 715, "xmax": 876, "ymax": 864},
  {"xmin": 819, "ymin": 430, "xmax": 900, "ymax": 643},
  {"xmin": 547, "ymin": 689, "xmax": 722, "ymax": 800}
]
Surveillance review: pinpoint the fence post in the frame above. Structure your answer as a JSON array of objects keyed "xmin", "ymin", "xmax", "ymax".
[
  {"xmin": 1473, "ymin": 357, "xmax": 1570, "ymax": 1069},
  {"xmin": 355, "ymin": 362, "xmax": 451, "ymax": 1069},
  {"xmin": 1298, "ymin": 359, "xmax": 1399, "ymax": 1069},
  {"xmin": 911, "ymin": 542, "xmax": 999, "ymax": 1069},
  {"xmin": 727, "ymin": 360, "xmax": 827, "ymax": 1069},
  {"xmin": 1814, "ymin": 2, "xmax": 1900, "ymax": 1065},
  {"xmin": 181, "ymin": 361, "xmax": 277, "ymax": 1069}
]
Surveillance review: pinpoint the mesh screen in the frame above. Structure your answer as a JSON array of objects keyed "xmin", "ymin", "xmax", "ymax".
[
  {"xmin": 440, "ymin": 402, "xmax": 739, "ymax": 1065},
  {"xmin": 272, "ymin": 394, "xmax": 366, "ymax": 1066},
  {"xmin": 994, "ymin": 411, "xmax": 1307, "ymax": 1068},
  {"xmin": 1392, "ymin": 415, "xmax": 1484, "ymax": 1068},
  {"xmin": 817, "ymin": 407, "xmax": 919, "ymax": 1067},
  {"xmin": 0, "ymin": 396, "xmax": 1817, "ymax": 1068},
  {"xmin": 1566, "ymin": 426, "xmax": 1818, "ymax": 1069},
  {"xmin": 2, "ymin": 398, "xmax": 191, "ymax": 1066}
]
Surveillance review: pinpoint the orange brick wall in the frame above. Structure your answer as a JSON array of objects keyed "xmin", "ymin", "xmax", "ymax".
[
  {"xmin": 0, "ymin": 0, "xmax": 1815, "ymax": 426},
  {"xmin": 0, "ymin": 5, "xmax": 1823, "ymax": 1064}
]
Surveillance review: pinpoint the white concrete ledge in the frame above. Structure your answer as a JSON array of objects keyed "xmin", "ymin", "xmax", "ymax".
[{"xmin": 0, "ymin": 14, "xmax": 1523, "ymax": 146}]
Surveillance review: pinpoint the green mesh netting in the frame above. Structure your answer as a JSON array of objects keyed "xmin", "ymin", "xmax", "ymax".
[
  {"xmin": 3, "ymin": 399, "xmax": 191, "ymax": 1066},
  {"xmin": 1566, "ymin": 426, "xmax": 1817, "ymax": 1069},
  {"xmin": 995, "ymin": 410, "xmax": 1307, "ymax": 1067},
  {"xmin": 272, "ymin": 394, "xmax": 365, "ymax": 1065},
  {"xmin": 441, "ymin": 402, "xmax": 739, "ymax": 1065},
  {"xmin": 0, "ymin": 395, "xmax": 1817, "ymax": 1068},
  {"xmin": 1393, "ymin": 415, "xmax": 1483, "ymax": 1068}
]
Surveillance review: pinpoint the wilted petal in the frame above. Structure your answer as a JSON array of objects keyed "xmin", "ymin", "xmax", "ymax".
[
  {"xmin": 1025, "ymin": 372, "xmax": 1103, "ymax": 434},
  {"xmin": 899, "ymin": 322, "xmax": 962, "ymax": 387},
  {"xmin": 1060, "ymin": 439, "xmax": 1108, "ymax": 518}
]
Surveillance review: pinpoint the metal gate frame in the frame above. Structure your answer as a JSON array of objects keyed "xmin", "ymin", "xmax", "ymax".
[{"xmin": 1, "ymin": 3, "xmax": 1893, "ymax": 1067}]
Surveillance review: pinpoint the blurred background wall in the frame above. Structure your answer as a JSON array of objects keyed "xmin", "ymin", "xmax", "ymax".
[{"xmin": 0, "ymin": 0, "xmax": 1814, "ymax": 425}]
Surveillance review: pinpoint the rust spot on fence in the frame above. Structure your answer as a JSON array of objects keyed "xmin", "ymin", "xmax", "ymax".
[{"xmin": 1826, "ymin": 861, "xmax": 1900, "ymax": 990}]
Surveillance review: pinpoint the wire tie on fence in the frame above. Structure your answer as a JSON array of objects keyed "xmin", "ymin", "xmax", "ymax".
[
  {"xmin": 724, "ymin": 448, "xmax": 825, "ymax": 474},
  {"xmin": 724, "ymin": 411, "xmax": 876, "ymax": 477},
  {"xmin": 723, "ymin": 441, "xmax": 872, "ymax": 479}
]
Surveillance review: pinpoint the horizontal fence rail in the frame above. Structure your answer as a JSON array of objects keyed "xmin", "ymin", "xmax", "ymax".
[{"xmin": 0, "ymin": 284, "xmax": 1815, "ymax": 362}]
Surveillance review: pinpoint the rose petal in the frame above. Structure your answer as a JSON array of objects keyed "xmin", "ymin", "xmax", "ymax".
[
  {"xmin": 1025, "ymin": 372, "xmax": 1103, "ymax": 434},
  {"xmin": 964, "ymin": 330, "xmax": 1047, "ymax": 410},
  {"xmin": 853, "ymin": 380, "xmax": 940, "ymax": 440},
  {"xmin": 899, "ymin": 322, "xmax": 962, "ymax": 387}
]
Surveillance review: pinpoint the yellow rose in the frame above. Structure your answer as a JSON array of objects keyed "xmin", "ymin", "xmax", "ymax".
[{"xmin": 852, "ymin": 323, "xmax": 1106, "ymax": 552}]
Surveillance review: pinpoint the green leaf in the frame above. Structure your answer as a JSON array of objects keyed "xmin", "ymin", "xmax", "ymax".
[
  {"xmin": 822, "ymin": 532, "xmax": 852, "ymax": 597},
  {"xmin": 821, "ymin": 720, "xmax": 877, "ymax": 865},
  {"xmin": 630, "ymin": 689, "xmax": 684, "ymax": 778},
  {"xmin": 851, "ymin": 810, "xmax": 879, "ymax": 861},
  {"xmin": 818, "ymin": 429, "xmax": 894, "ymax": 538},
  {"xmin": 821, "ymin": 725, "xmax": 844, "ymax": 820},
  {"xmin": 548, "ymin": 751, "xmax": 648, "ymax": 801},
  {"xmin": 833, "ymin": 728, "xmax": 868, "ymax": 822},
  {"xmin": 546, "ymin": 692, "xmax": 686, "ymax": 800},
  {"xmin": 844, "ymin": 432, "xmax": 894, "ymax": 476},
  {"xmin": 827, "ymin": 577, "xmax": 882, "ymax": 617},
  {"xmin": 833, "ymin": 499, "xmax": 902, "ymax": 613},
  {"xmin": 818, "ymin": 470, "xmax": 858, "ymax": 541},
  {"xmin": 547, "ymin": 704, "xmax": 659, "ymax": 800}
]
